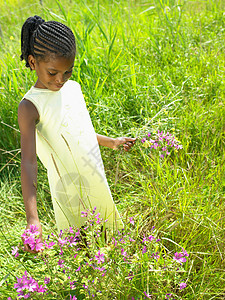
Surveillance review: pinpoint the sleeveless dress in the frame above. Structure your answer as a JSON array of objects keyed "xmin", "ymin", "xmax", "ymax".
[{"xmin": 22, "ymin": 80, "xmax": 123, "ymax": 231}]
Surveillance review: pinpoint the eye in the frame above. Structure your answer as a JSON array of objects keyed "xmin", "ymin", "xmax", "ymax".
[
  {"xmin": 65, "ymin": 69, "xmax": 73, "ymax": 74},
  {"xmin": 48, "ymin": 72, "xmax": 57, "ymax": 76}
]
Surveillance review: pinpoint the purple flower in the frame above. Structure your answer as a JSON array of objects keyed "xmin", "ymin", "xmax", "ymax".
[
  {"xmin": 75, "ymin": 266, "xmax": 81, "ymax": 272},
  {"xmin": 58, "ymin": 238, "xmax": 67, "ymax": 246},
  {"xmin": 142, "ymin": 246, "xmax": 147, "ymax": 254},
  {"xmin": 173, "ymin": 249, "xmax": 189, "ymax": 264},
  {"xmin": 152, "ymin": 252, "xmax": 160, "ymax": 261},
  {"xmin": 44, "ymin": 241, "xmax": 55, "ymax": 249},
  {"xmin": 70, "ymin": 295, "xmax": 77, "ymax": 300},
  {"xmin": 58, "ymin": 259, "xmax": 64, "ymax": 268},
  {"xmin": 95, "ymin": 251, "xmax": 105, "ymax": 264},
  {"xmin": 44, "ymin": 277, "xmax": 50, "ymax": 284},
  {"xmin": 141, "ymin": 138, "xmax": 146, "ymax": 143},
  {"xmin": 179, "ymin": 282, "xmax": 187, "ymax": 290},
  {"xmin": 81, "ymin": 211, "xmax": 88, "ymax": 217},
  {"xmin": 121, "ymin": 248, "xmax": 128, "ymax": 256},
  {"xmin": 14, "ymin": 271, "xmax": 46, "ymax": 296}
]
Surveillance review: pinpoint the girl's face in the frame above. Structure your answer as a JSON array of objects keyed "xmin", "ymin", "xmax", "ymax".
[{"xmin": 28, "ymin": 54, "xmax": 75, "ymax": 91}]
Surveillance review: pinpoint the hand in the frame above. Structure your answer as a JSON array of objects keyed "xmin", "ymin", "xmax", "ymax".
[
  {"xmin": 22, "ymin": 219, "xmax": 43, "ymax": 254},
  {"xmin": 113, "ymin": 137, "xmax": 138, "ymax": 152}
]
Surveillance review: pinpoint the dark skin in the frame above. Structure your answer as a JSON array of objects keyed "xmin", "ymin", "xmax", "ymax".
[{"xmin": 18, "ymin": 53, "xmax": 137, "ymax": 253}]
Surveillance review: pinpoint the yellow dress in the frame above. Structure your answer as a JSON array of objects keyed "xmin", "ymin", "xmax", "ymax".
[{"xmin": 22, "ymin": 80, "xmax": 123, "ymax": 230}]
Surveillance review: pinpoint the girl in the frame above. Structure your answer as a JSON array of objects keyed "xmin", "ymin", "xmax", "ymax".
[{"xmin": 18, "ymin": 15, "xmax": 137, "ymax": 253}]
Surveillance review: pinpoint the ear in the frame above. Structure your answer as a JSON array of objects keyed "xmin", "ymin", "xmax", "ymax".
[{"xmin": 28, "ymin": 55, "xmax": 37, "ymax": 70}]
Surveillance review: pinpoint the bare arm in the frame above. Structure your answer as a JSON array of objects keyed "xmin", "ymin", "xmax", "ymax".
[
  {"xmin": 18, "ymin": 99, "xmax": 42, "ymax": 252},
  {"xmin": 96, "ymin": 133, "xmax": 116, "ymax": 149},
  {"xmin": 96, "ymin": 133, "xmax": 137, "ymax": 151}
]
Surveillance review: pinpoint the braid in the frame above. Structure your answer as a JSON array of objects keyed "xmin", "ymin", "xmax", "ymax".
[
  {"xmin": 20, "ymin": 16, "xmax": 76, "ymax": 69},
  {"xmin": 20, "ymin": 15, "xmax": 45, "ymax": 68}
]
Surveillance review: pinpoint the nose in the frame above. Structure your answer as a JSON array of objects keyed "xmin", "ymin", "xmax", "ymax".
[{"xmin": 55, "ymin": 73, "xmax": 65, "ymax": 84}]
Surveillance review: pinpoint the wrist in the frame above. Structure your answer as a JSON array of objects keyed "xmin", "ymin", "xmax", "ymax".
[
  {"xmin": 112, "ymin": 137, "xmax": 117, "ymax": 150},
  {"xmin": 26, "ymin": 215, "xmax": 40, "ymax": 224}
]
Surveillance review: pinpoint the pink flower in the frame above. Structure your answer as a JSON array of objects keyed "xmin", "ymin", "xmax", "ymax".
[
  {"xmin": 44, "ymin": 241, "xmax": 55, "ymax": 249},
  {"xmin": 121, "ymin": 248, "xmax": 127, "ymax": 256},
  {"xmin": 35, "ymin": 239, "xmax": 44, "ymax": 251},
  {"xmin": 58, "ymin": 259, "xmax": 64, "ymax": 268},
  {"xmin": 95, "ymin": 251, "xmax": 105, "ymax": 264},
  {"xmin": 142, "ymin": 246, "xmax": 147, "ymax": 254},
  {"xmin": 129, "ymin": 217, "xmax": 135, "ymax": 225},
  {"xmin": 44, "ymin": 277, "xmax": 50, "ymax": 284},
  {"xmin": 81, "ymin": 211, "xmax": 88, "ymax": 217},
  {"xmin": 12, "ymin": 246, "xmax": 19, "ymax": 258},
  {"xmin": 144, "ymin": 291, "xmax": 152, "ymax": 298},
  {"xmin": 70, "ymin": 295, "xmax": 77, "ymax": 300},
  {"xmin": 58, "ymin": 238, "xmax": 67, "ymax": 246},
  {"xmin": 173, "ymin": 249, "xmax": 188, "ymax": 264},
  {"xmin": 179, "ymin": 282, "xmax": 187, "ymax": 289}
]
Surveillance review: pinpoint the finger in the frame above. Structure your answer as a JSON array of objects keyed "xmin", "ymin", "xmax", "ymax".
[{"xmin": 125, "ymin": 137, "xmax": 137, "ymax": 142}]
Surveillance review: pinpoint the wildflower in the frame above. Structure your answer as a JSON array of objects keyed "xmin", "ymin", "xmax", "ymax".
[
  {"xmin": 121, "ymin": 248, "xmax": 128, "ymax": 257},
  {"xmin": 70, "ymin": 295, "xmax": 77, "ymax": 300},
  {"xmin": 95, "ymin": 251, "xmax": 105, "ymax": 264},
  {"xmin": 58, "ymin": 237, "xmax": 67, "ymax": 246},
  {"xmin": 127, "ymin": 271, "xmax": 134, "ymax": 281},
  {"xmin": 81, "ymin": 211, "xmax": 88, "ymax": 217},
  {"xmin": 44, "ymin": 277, "xmax": 50, "ymax": 284},
  {"xmin": 141, "ymin": 138, "xmax": 146, "ymax": 143},
  {"xmin": 35, "ymin": 238, "xmax": 44, "ymax": 251},
  {"xmin": 129, "ymin": 217, "xmax": 135, "ymax": 225},
  {"xmin": 165, "ymin": 294, "xmax": 172, "ymax": 299},
  {"xmin": 179, "ymin": 282, "xmax": 187, "ymax": 290},
  {"xmin": 58, "ymin": 259, "xmax": 64, "ymax": 267},
  {"xmin": 173, "ymin": 249, "xmax": 188, "ymax": 264},
  {"xmin": 144, "ymin": 291, "xmax": 152, "ymax": 298},
  {"xmin": 76, "ymin": 266, "xmax": 81, "ymax": 272},
  {"xmin": 152, "ymin": 252, "xmax": 160, "ymax": 261},
  {"xmin": 44, "ymin": 241, "xmax": 55, "ymax": 249},
  {"xmin": 12, "ymin": 246, "xmax": 19, "ymax": 258},
  {"xmin": 10, "ymin": 36, "xmax": 14, "ymax": 40},
  {"xmin": 142, "ymin": 246, "xmax": 147, "ymax": 254}
]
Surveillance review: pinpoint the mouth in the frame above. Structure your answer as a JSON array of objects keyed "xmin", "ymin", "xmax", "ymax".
[{"xmin": 55, "ymin": 84, "xmax": 64, "ymax": 88}]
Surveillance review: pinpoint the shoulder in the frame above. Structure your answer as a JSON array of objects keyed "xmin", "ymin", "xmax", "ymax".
[
  {"xmin": 66, "ymin": 80, "xmax": 81, "ymax": 90},
  {"xmin": 18, "ymin": 99, "xmax": 39, "ymax": 126}
]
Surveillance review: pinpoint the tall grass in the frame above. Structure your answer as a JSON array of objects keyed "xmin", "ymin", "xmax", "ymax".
[{"xmin": 0, "ymin": 0, "xmax": 224, "ymax": 298}]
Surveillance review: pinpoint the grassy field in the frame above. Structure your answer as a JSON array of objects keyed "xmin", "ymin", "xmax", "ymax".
[{"xmin": 0, "ymin": 0, "xmax": 224, "ymax": 299}]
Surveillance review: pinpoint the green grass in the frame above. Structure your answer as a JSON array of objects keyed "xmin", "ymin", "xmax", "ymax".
[{"xmin": 0, "ymin": 0, "xmax": 225, "ymax": 298}]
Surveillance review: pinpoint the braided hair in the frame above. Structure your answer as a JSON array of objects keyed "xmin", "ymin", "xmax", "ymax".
[{"xmin": 20, "ymin": 15, "xmax": 76, "ymax": 68}]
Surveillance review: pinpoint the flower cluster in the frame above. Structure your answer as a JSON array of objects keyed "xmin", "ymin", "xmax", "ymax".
[
  {"xmin": 140, "ymin": 130, "xmax": 183, "ymax": 158},
  {"xmin": 173, "ymin": 248, "xmax": 189, "ymax": 264},
  {"xmin": 14, "ymin": 271, "xmax": 46, "ymax": 299},
  {"xmin": 9, "ymin": 210, "xmax": 189, "ymax": 299},
  {"xmin": 21, "ymin": 224, "xmax": 44, "ymax": 252}
]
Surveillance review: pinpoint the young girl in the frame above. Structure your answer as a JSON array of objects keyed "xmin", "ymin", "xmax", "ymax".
[{"xmin": 19, "ymin": 15, "xmax": 136, "ymax": 253}]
